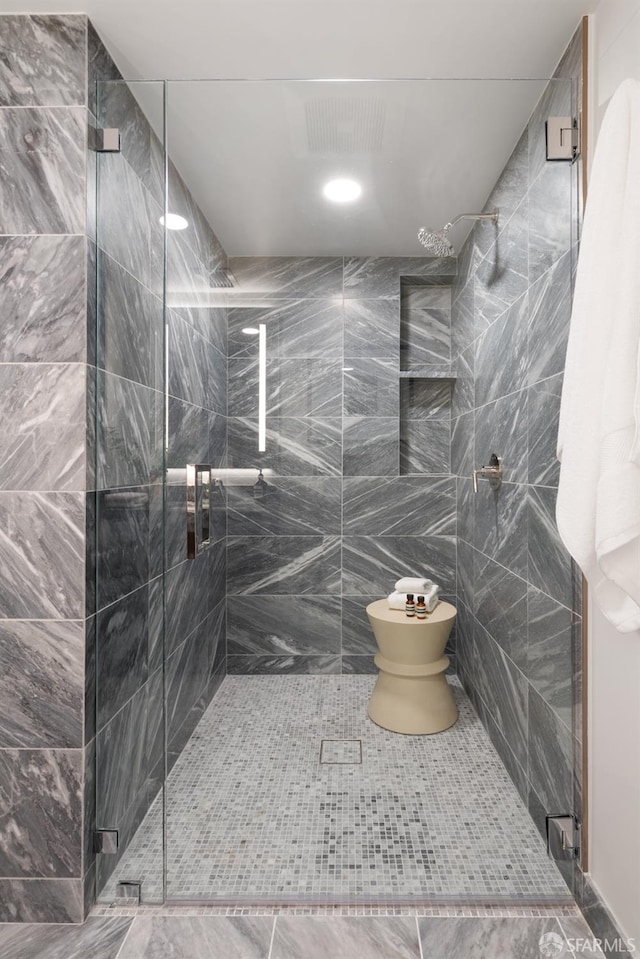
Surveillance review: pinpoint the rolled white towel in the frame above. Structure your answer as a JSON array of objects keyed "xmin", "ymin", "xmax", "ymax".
[
  {"xmin": 395, "ymin": 576, "xmax": 433, "ymax": 593},
  {"xmin": 424, "ymin": 584, "xmax": 440, "ymax": 612},
  {"xmin": 387, "ymin": 591, "xmax": 408, "ymax": 610}
]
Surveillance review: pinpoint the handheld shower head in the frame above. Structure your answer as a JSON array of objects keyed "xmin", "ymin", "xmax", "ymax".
[{"xmin": 418, "ymin": 209, "xmax": 499, "ymax": 255}]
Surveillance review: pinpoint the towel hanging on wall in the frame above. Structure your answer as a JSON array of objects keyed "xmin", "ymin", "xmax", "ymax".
[{"xmin": 557, "ymin": 78, "xmax": 640, "ymax": 633}]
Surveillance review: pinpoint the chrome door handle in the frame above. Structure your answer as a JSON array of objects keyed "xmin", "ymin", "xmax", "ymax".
[
  {"xmin": 186, "ymin": 463, "xmax": 212, "ymax": 559},
  {"xmin": 472, "ymin": 454, "xmax": 502, "ymax": 493}
]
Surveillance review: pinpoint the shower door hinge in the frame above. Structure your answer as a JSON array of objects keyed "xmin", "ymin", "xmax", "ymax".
[
  {"xmin": 93, "ymin": 829, "xmax": 119, "ymax": 854},
  {"xmin": 546, "ymin": 116, "xmax": 580, "ymax": 161},
  {"xmin": 546, "ymin": 815, "xmax": 580, "ymax": 861},
  {"xmin": 115, "ymin": 880, "xmax": 142, "ymax": 905},
  {"xmin": 92, "ymin": 127, "xmax": 121, "ymax": 153}
]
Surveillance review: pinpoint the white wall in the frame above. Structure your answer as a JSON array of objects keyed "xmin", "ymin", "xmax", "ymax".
[{"xmin": 587, "ymin": 3, "xmax": 640, "ymax": 944}]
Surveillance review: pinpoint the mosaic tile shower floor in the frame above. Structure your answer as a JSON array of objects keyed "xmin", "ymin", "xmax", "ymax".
[{"xmin": 98, "ymin": 676, "xmax": 568, "ymax": 904}]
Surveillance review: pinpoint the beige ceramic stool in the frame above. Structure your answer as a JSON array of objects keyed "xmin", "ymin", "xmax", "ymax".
[{"xmin": 366, "ymin": 599, "xmax": 458, "ymax": 735}]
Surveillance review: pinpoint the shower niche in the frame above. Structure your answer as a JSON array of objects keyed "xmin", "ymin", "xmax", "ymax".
[{"xmin": 399, "ymin": 276, "xmax": 456, "ymax": 475}]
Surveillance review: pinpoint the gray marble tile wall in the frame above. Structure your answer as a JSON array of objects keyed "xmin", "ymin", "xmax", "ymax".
[
  {"xmin": 451, "ymin": 24, "xmax": 584, "ymax": 894},
  {"xmin": 226, "ymin": 256, "xmax": 457, "ymax": 675},
  {"xmin": 89, "ymin": 31, "xmax": 229, "ymax": 906},
  {"xmin": 0, "ymin": 13, "xmax": 90, "ymax": 924}
]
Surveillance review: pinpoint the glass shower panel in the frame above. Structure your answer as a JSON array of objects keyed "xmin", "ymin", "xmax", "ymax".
[{"xmin": 93, "ymin": 79, "xmax": 166, "ymax": 905}]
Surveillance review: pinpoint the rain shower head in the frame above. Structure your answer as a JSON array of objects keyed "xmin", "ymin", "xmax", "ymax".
[{"xmin": 418, "ymin": 209, "xmax": 499, "ymax": 256}]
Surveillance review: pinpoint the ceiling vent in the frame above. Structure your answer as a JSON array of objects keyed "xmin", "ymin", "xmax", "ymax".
[{"xmin": 304, "ymin": 97, "xmax": 386, "ymax": 154}]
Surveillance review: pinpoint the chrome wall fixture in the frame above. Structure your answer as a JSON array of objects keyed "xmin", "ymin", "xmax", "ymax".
[
  {"xmin": 472, "ymin": 453, "xmax": 503, "ymax": 493},
  {"xmin": 186, "ymin": 463, "xmax": 212, "ymax": 558}
]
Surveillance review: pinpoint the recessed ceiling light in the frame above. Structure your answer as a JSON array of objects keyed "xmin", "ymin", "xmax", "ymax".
[
  {"xmin": 160, "ymin": 213, "xmax": 189, "ymax": 230},
  {"xmin": 242, "ymin": 327, "xmax": 260, "ymax": 335},
  {"xmin": 323, "ymin": 178, "xmax": 362, "ymax": 203}
]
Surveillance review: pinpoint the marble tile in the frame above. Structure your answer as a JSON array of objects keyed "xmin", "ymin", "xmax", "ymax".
[
  {"xmin": 558, "ymin": 915, "xmax": 606, "ymax": 957},
  {"xmin": 342, "ymin": 417, "xmax": 398, "ymax": 477},
  {"xmin": 451, "ymin": 412, "xmax": 474, "ymax": 479},
  {"xmin": 343, "ymin": 256, "xmax": 456, "ymax": 298},
  {"xmin": 167, "ymin": 625, "xmax": 210, "ymax": 744},
  {"xmin": 343, "ymin": 476, "xmax": 455, "ymax": 536},
  {"xmin": 229, "ymin": 416, "xmax": 342, "ymax": 476},
  {"xmin": 85, "ymin": 615, "xmax": 96, "ymax": 743},
  {"xmin": 165, "ymin": 553, "xmax": 215, "ymax": 655},
  {"xmin": 99, "ymin": 251, "xmax": 163, "ymax": 390},
  {"xmin": 418, "ymin": 917, "xmax": 561, "ymax": 958},
  {"xmin": 400, "ymin": 419, "xmax": 450, "ymax": 474},
  {"xmin": 228, "ymin": 595, "xmax": 341, "ymax": 656},
  {"xmin": 97, "ymin": 372, "xmax": 152, "ymax": 490},
  {"xmin": 0, "ymin": 878, "xmax": 83, "ymax": 923},
  {"xmin": 0, "ymin": 491, "xmax": 84, "ymax": 619},
  {"xmin": 0, "ymin": 106, "xmax": 85, "ymax": 235},
  {"xmin": 457, "ymin": 476, "xmax": 474, "ymax": 545},
  {"xmin": 97, "ymin": 151, "xmax": 163, "ymax": 296},
  {"xmin": 229, "ymin": 357, "xmax": 342, "ymax": 418},
  {"xmin": 227, "ymin": 536, "xmax": 341, "ymax": 595},
  {"xmin": 227, "ymin": 655, "xmax": 341, "ymax": 676},
  {"xmin": 341, "ymin": 596, "xmax": 380, "ymax": 655},
  {"xmin": 527, "ymin": 485, "xmax": 575, "ymax": 609},
  {"xmin": 527, "ymin": 586, "xmax": 576, "ymax": 732},
  {"xmin": 96, "ymin": 683, "xmax": 150, "ymax": 829},
  {"xmin": 581, "ymin": 877, "xmax": 630, "ymax": 958},
  {"xmin": 400, "ymin": 379, "xmax": 451, "ymax": 419},
  {"xmin": 528, "ymin": 162, "xmax": 573, "ymax": 284},
  {"xmin": 210, "ymin": 411, "xmax": 228, "ymax": 469},
  {"xmin": 474, "ymin": 388, "xmax": 528, "ymax": 485},
  {"xmin": 528, "ymin": 685, "xmax": 574, "ymax": 817},
  {"xmin": 0, "ymin": 749, "xmax": 82, "ymax": 878},
  {"xmin": 456, "ymin": 539, "xmax": 474, "ymax": 609},
  {"xmin": 341, "ymin": 654, "xmax": 377, "ymax": 674},
  {"xmin": 165, "ymin": 481, "xmax": 188, "ymax": 570},
  {"xmin": 474, "ymin": 480, "xmax": 528, "ymax": 579},
  {"xmin": 474, "ymin": 202, "xmax": 528, "ymax": 335},
  {"xmin": 168, "ymin": 310, "xmax": 210, "ymax": 408},
  {"xmin": 343, "ymin": 298, "xmax": 399, "ymax": 359},
  {"xmin": 474, "ymin": 551, "xmax": 527, "ymax": 670},
  {"xmin": 229, "ymin": 257, "xmax": 342, "ymax": 298},
  {"xmin": 166, "ymin": 395, "xmax": 210, "ymax": 471},
  {"xmin": 273, "ymin": 917, "xmax": 419, "ymax": 959},
  {"xmin": 0, "ymin": 620, "xmax": 83, "ymax": 749},
  {"xmin": 471, "ymin": 620, "xmax": 528, "ymax": 767},
  {"xmin": 0, "ymin": 363, "xmax": 85, "ymax": 491},
  {"xmin": 117, "ymin": 917, "xmax": 273, "ymax": 959},
  {"xmin": 227, "ymin": 477, "xmax": 341, "ymax": 536},
  {"xmin": 0, "ymin": 14, "xmax": 86, "ymax": 108},
  {"xmin": 148, "ymin": 576, "xmax": 164, "ymax": 675},
  {"xmin": 166, "ymin": 228, "xmax": 211, "ymax": 307},
  {"xmin": 87, "ymin": 20, "xmax": 121, "ymax": 113},
  {"xmin": 98, "ymin": 79, "xmax": 163, "ymax": 204},
  {"xmin": 0, "ymin": 235, "xmax": 86, "ymax": 363},
  {"xmin": 344, "ymin": 357, "xmax": 399, "ymax": 417},
  {"xmin": 342, "ymin": 535, "xmax": 456, "ymax": 595},
  {"xmin": 400, "ymin": 303, "xmax": 451, "ymax": 368},
  {"xmin": 474, "ymin": 293, "xmax": 528, "ymax": 407},
  {"xmin": 229, "ymin": 299, "xmax": 343, "ymax": 358},
  {"xmin": 450, "ymin": 261, "xmax": 475, "ymax": 358},
  {"xmin": 452, "ymin": 345, "xmax": 474, "ymax": 417},
  {"xmin": 527, "ymin": 250, "xmax": 571, "ymax": 386},
  {"xmin": 0, "ymin": 916, "xmax": 133, "ymax": 958},
  {"xmin": 96, "ymin": 487, "xmax": 150, "ymax": 610},
  {"xmin": 528, "ymin": 375, "xmax": 562, "ymax": 487},
  {"xmin": 477, "ymin": 130, "xmax": 529, "ymax": 257},
  {"xmin": 97, "ymin": 584, "xmax": 149, "ymax": 729},
  {"xmin": 471, "ymin": 685, "xmax": 528, "ymax": 803},
  {"xmin": 528, "ymin": 76, "xmax": 573, "ymax": 187}
]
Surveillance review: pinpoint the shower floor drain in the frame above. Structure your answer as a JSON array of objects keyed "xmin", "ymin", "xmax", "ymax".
[{"xmin": 319, "ymin": 739, "xmax": 362, "ymax": 764}]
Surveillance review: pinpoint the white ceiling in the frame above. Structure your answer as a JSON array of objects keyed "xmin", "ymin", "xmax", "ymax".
[{"xmin": 1, "ymin": 0, "xmax": 596, "ymax": 254}]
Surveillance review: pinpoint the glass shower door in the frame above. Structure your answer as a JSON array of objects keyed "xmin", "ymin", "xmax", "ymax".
[{"xmin": 93, "ymin": 79, "xmax": 167, "ymax": 904}]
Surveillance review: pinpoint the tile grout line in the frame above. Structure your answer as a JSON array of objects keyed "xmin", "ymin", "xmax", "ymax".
[{"xmin": 267, "ymin": 915, "xmax": 277, "ymax": 959}]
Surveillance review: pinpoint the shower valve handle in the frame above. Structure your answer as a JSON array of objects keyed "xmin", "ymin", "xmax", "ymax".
[{"xmin": 472, "ymin": 454, "xmax": 502, "ymax": 493}]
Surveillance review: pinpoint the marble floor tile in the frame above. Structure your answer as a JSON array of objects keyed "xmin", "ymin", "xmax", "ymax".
[
  {"xmin": 0, "ymin": 15, "xmax": 86, "ymax": 108},
  {"xmin": 272, "ymin": 917, "xmax": 419, "ymax": 959},
  {"xmin": 117, "ymin": 917, "xmax": 273, "ymax": 959},
  {"xmin": 0, "ymin": 917, "xmax": 132, "ymax": 959},
  {"xmin": 418, "ymin": 917, "xmax": 565, "ymax": 958}
]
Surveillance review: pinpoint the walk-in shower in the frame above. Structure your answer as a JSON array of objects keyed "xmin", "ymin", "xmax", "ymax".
[{"xmin": 91, "ymin": 67, "xmax": 581, "ymax": 911}]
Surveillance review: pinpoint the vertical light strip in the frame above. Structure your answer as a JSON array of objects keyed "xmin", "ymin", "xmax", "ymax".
[{"xmin": 258, "ymin": 323, "xmax": 267, "ymax": 452}]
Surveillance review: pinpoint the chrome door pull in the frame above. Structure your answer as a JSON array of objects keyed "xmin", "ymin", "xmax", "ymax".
[{"xmin": 186, "ymin": 464, "xmax": 212, "ymax": 559}]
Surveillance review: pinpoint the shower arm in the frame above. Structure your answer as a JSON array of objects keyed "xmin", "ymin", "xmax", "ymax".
[{"xmin": 443, "ymin": 210, "xmax": 499, "ymax": 232}]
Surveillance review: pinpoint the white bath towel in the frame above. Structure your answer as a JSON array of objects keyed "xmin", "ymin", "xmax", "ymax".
[
  {"xmin": 394, "ymin": 577, "xmax": 433, "ymax": 593},
  {"xmin": 557, "ymin": 78, "xmax": 640, "ymax": 632},
  {"xmin": 387, "ymin": 585, "xmax": 440, "ymax": 613}
]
